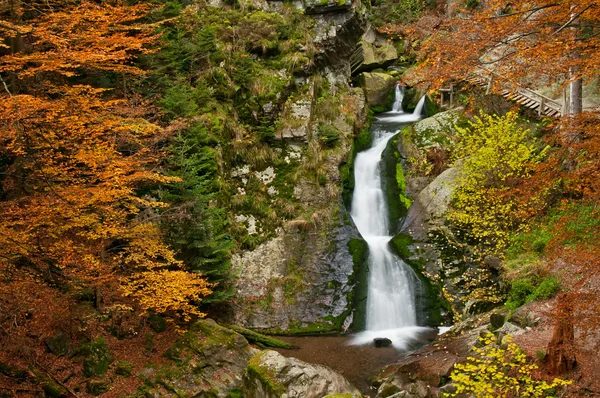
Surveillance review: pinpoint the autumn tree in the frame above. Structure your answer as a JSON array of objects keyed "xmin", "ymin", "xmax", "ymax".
[
  {"xmin": 409, "ymin": 0, "xmax": 600, "ymax": 113},
  {"xmin": 0, "ymin": 0, "xmax": 212, "ymax": 352}
]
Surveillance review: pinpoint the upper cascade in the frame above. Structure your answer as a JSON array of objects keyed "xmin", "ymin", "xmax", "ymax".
[{"xmin": 391, "ymin": 84, "xmax": 404, "ymax": 113}]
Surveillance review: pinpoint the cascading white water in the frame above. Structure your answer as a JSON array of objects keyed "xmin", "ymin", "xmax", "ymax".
[
  {"xmin": 381, "ymin": 94, "xmax": 426, "ymax": 123},
  {"xmin": 349, "ymin": 90, "xmax": 432, "ymax": 350},
  {"xmin": 391, "ymin": 84, "xmax": 404, "ymax": 113}
]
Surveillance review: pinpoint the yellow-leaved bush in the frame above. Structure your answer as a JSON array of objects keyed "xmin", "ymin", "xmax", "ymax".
[
  {"xmin": 448, "ymin": 112, "xmax": 543, "ymax": 254},
  {"xmin": 447, "ymin": 333, "xmax": 571, "ymax": 398}
]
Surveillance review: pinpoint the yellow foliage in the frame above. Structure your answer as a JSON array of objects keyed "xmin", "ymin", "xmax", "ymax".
[
  {"xmin": 448, "ymin": 112, "xmax": 540, "ymax": 254},
  {"xmin": 121, "ymin": 270, "xmax": 212, "ymax": 322},
  {"xmin": 448, "ymin": 333, "xmax": 571, "ymax": 398}
]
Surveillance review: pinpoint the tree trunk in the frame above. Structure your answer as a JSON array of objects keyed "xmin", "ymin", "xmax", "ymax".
[
  {"xmin": 547, "ymin": 294, "xmax": 577, "ymax": 374},
  {"xmin": 568, "ymin": 6, "xmax": 583, "ymax": 115},
  {"xmin": 569, "ymin": 76, "xmax": 583, "ymax": 115}
]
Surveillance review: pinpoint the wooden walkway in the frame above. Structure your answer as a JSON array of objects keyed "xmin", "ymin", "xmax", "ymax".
[
  {"xmin": 437, "ymin": 68, "xmax": 566, "ymax": 117},
  {"xmin": 465, "ymin": 70, "xmax": 564, "ymax": 117}
]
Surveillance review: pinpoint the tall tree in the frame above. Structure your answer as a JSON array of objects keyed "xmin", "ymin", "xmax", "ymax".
[{"xmin": 0, "ymin": 0, "xmax": 212, "ymax": 333}]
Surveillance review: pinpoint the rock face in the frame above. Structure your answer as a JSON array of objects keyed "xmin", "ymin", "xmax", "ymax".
[
  {"xmin": 397, "ymin": 108, "xmax": 501, "ymax": 318},
  {"xmin": 231, "ymin": 88, "xmax": 368, "ymax": 332},
  {"xmin": 243, "ymin": 350, "xmax": 362, "ymax": 398},
  {"xmin": 311, "ymin": 3, "xmax": 367, "ymax": 84},
  {"xmin": 141, "ymin": 319, "xmax": 258, "ymax": 397},
  {"xmin": 277, "ymin": 92, "xmax": 314, "ymax": 141},
  {"xmin": 359, "ymin": 72, "xmax": 396, "ymax": 107},
  {"xmin": 226, "ymin": 0, "xmax": 370, "ymax": 334}
]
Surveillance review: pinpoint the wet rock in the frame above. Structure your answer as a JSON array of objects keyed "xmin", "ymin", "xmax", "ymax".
[
  {"xmin": 243, "ymin": 350, "xmax": 362, "ymax": 398},
  {"xmin": 359, "ymin": 72, "xmax": 396, "ymax": 107},
  {"xmin": 374, "ymin": 338, "xmax": 393, "ymax": 347},
  {"xmin": 143, "ymin": 319, "xmax": 258, "ymax": 397}
]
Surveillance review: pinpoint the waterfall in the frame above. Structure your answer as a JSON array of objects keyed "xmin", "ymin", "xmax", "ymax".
[
  {"xmin": 412, "ymin": 95, "xmax": 426, "ymax": 117},
  {"xmin": 391, "ymin": 84, "xmax": 404, "ymax": 113},
  {"xmin": 349, "ymin": 87, "xmax": 432, "ymax": 350},
  {"xmin": 381, "ymin": 95, "xmax": 426, "ymax": 124}
]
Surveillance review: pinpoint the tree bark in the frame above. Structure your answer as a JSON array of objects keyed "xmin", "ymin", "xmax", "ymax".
[
  {"xmin": 547, "ymin": 294, "xmax": 577, "ymax": 375},
  {"xmin": 569, "ymin": 76, "xmax": 583, "ymax": 115}
]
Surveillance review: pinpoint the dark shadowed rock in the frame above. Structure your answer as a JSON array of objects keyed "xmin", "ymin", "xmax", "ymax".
[
  {"xmin": 46, "ymin": 332, "xmax": 72, "ymax": 356},
  {"xmin": 490, "ymin": 312, "xmax": 507, "ymax": 330},
  {"xmin": 374, "ymin": 338, "xmax": 393, "ymax": 348}
]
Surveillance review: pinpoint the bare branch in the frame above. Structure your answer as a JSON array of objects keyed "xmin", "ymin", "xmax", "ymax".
[
  {"xmin": 0, "ymin": 74, "xmax": 12, "ymax": 97},
  {"xmin": 487, "ymin": 3, "xmax": 559, "ymax": 19},
  {"xmin": 551, "ymin": 5, "xmax": 594, "ymax": 36}
]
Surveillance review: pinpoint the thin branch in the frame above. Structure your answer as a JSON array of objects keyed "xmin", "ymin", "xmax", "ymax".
[
  {"xmin": 0, "ymin": 74, "xmax": 12, "ymax": 97},
  {"xmin": 487, "ymin": 3, "xmax": 559, "ymax": 19},
  {"xmin": 551, "ymin": 5, "xmax": 593, "ymax": 36}
]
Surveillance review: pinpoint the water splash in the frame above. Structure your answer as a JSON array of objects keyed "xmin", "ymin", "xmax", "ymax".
[{"xmin": 379, "ymin": 95, "xmax": 426, "ymax": 124}]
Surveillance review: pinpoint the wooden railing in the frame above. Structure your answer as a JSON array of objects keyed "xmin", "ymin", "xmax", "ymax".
[{"xmin": 464, "ymin": 68, "xmax": 565, "ymax": 117}]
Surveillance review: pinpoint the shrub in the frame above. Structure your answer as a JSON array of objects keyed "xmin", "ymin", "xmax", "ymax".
[
  {"xmin": 448, "ymin": 333, "xmax": 571, "ymax": 397},
  {"xmin": 447, "ymin": 112, "xmax": 541, "ymax": 254},
  {"xmin": 505, "ymin": 276, "xmax": 561, "ymax": 310},
  {"xmin": 534, "ymin": 276, "xmax": 561, "ymax": 300},
  {"xmin": 317, "ymin": 124, "xmax": 340, "ymax": 147}
]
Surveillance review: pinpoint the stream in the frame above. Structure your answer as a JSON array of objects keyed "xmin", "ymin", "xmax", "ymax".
[{"xmin": 276, "ymin": 87, "xmax": 438, "ymax": 395}]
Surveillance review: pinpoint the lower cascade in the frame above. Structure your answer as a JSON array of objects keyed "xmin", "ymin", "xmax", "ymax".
[{"xmin": 350, "ymin": 90, "xmax": 432, "ymax": 350}]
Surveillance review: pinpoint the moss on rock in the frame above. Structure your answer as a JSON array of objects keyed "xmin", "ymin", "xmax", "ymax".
[{"xmin": 81, "ymin": 337, "xmax": 114, "ymax": 378}]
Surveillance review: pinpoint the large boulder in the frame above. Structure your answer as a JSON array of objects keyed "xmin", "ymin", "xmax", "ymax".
[
  {"xmin": 412, "ymin": 108, "xmax": 463, "ymax": 141},
  {"xmin": 359, "ymin": 72, "xmax": 396, "ymax": 108},
  {"xmin": 141, "ymin": 319, "xmax": 258, "ymax": 397},
  {"xmin": 243, "ymin": 350, "xmax": 362, "ymax": 397},
  {"xmin": 352, "ymin": 40, "xmax": 398, "ymax": 74},
  {"xmin": 403, "ymin": 165, "xmax": 461, "ymax": 239}
]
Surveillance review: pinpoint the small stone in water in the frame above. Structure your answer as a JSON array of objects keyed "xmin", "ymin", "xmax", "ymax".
[{"xmin": 373, "ymin": 338, "xmax": 392, "ymax": 347}]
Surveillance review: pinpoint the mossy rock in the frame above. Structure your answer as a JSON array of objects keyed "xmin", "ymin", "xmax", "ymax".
[
  {"xmin": 246, "ymin": 352, "xmax": 287, "ymax": 396},
  {"xmin": 115, "ymin": 360, "xmax": 134, "ymax": 377},
  {"xmin": 348, "ymin": 238, "xmax": 369, "ymax": 331},
  {"xmin": 226, "ymin": 325, "xmax": 296, "ymax": 349},
  {"xmin": 46, "ymin": 332, "xmax": 72, "ymax": 357},
  {"xmin": 86, "ymin": 379, "xmax": 109, "ymax": 396},
  {"xmin": 81, "ymin": 337, "xmax": 114, "ymax": 378},
  {"xmin": 147, "ymin": 314, "xmax": 167, "ymax": 333}
]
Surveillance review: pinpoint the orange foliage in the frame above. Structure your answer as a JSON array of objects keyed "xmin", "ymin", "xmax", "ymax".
[
  {"xmin": 397, "ymin": 0, "xmax": 600, "ymax": 91},
  {"xmin": 0, "ymin": 0, "xmax": 211, "ymax": 338}
]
